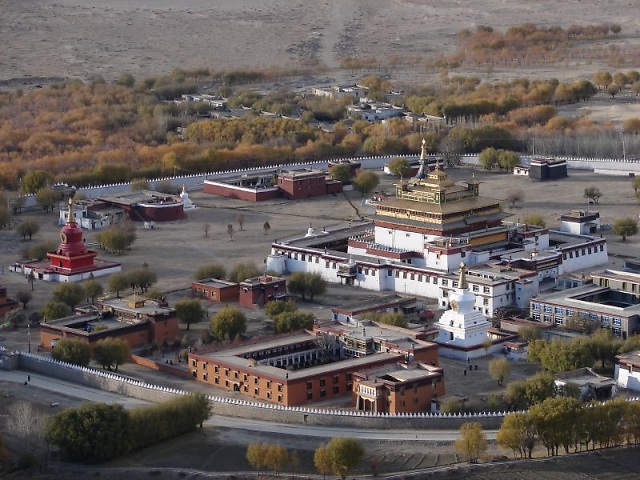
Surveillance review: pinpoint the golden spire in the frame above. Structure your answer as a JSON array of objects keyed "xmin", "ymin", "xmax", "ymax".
[
  {"xmin": 458, "ymin": 261, "xmax": 467, "ymax": 290},
  {"xmin": 420, "ymin": 138, "xmax": 427, "ymax": 160},
  {"xmin": 67, "ymin": 197, "xmax": 75, "ymax": 224}
]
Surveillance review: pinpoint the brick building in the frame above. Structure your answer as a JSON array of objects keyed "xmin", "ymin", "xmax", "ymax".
[
  {"xmin": 352, "ymin": 362, "xmax": 445, "ymax": 414},
  {"xmin": 188, "ymin": 320, "xmax": 441, "ymax": 407},
  {"xmin": 239, "ymin": 275, "xmax": 287, "ymax": 308},
  {"xmin": 0, "ymin": 286, "xmax": 19, "ymax": 317},
  {"xmin": 191, "ymin": 278, "xmax": 239, "ymax": 303},
  {"xmin": 40, "ymin": 296, "xmax": 179, "ymax": 350}
]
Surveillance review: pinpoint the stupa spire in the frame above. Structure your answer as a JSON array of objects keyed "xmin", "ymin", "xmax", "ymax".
[
  {"xmin": 457, "ymin": 261, "xmax": 468, "ymax": 290},
  {"xmin": 67, "ymin": 197, "xmax": 75, "ymax": 224},
  {"xmin": 414, "ymin": 138, "xmax": 428, "ymax": 179}
]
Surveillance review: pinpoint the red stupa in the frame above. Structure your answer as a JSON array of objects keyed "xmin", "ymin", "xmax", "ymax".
[
  {"xmin": 47, "ymin": 198, "xmax": 98, "ymax": 271},
  {"xmin": 11, "ymin": 198, "xmax": 121, "ymax": 282}
]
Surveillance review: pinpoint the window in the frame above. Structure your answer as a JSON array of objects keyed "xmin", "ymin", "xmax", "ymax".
[
  {"xmin": 442, "ymin": 279, "xmax": 448, "ymax": 286},
  {"xmin": 333, "ymin": 375, "xmax": 339, "ymax": 384},
  {"xmin": 254, "ymin": 388, "xmax": 259, "ymax": 395},
  {"xmin": 403, "ymin": 272, "xmax": 407, "ymax": 279},
  {"xmin": 387, "ymin": 269, "xmax": 392, "ymax": 277},
  {"xmin": 214, "ymin": 377, "xmax": 219, "ymax": 384},
  {"xmin": 319, "ymin": 378, "xmax": 326, "ymax": 387},
  {"xmin": 277, "ymin": 384, "xmax": 283, "ymax": 392},
  {"xmin": 307, "ymin": 381, "xmax": 313, "ymax": 389},
  {"xmin": 214, "ymin": 366, "xmax": 219, "ymax": 373},
  {"xmin": 346, "ymin": 373, "xmax": 352, "ymax": 381},
  {"xmin": 277, "ymin": 394, "xmax": 283, "ymax": 402},
  {"xmin": 224, "ymin": 369, "xmax": 229, "ymax": 376},
  {"xmin": 192, "ymin": 359, "xmax": 197, "ymax": 367},
  {"xmin": 372, "ymin": 270, "xmax": 376, "ymax": 277},
  {"xmin": 203, "ymin": 363, "xmax": 207, "ymax": 371},
  {"xmin": 555, "ymin": 307, "xmax": 564, "ymax": 315},
  {"xmin": 325, "ymin": 261, "xmax": 330, "ymax": 268},
  {"xmin": 472, "ymin": 285, "xmax": 479, "ymax": 292},
  {"xmin": 267, "ymin": 392, "xmax": 272, "ymax": 399},
  {"xmin": 483, "ymin": 287, "xmax": 490, "ymax": 294},
  {"xmin": 254, "ymin": 377, "xmax": 259, "ymax": 385},
  {"xmin": 266, "ymin": 380, "xmax": 271, "ymax": 389},
  {"xmin": 320, "ymin": 390, "xmax": 326, "ymax": 398},
  {"xmin": 307, "ymin": 392, "xmax": 313, "ymax": 400},
  {"xmin": 411, "ymin": 274, "xmax": 415, "ymax": 280}
]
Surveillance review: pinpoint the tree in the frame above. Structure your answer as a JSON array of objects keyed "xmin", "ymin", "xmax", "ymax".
[
  {"xmin": 6, "ymin": 309, "xmax": 26, "ymax": 328},
  {"xmin": 583, "ymin": 186, "xmax": 602, "ymax": 204},
  {"xmin": 320, "ymin": 437, "xmax": 364, "ymax": 480},
  {"xmin": 613, "ymin": 217, "xmax": 638, "ymax": 242},
  {"xmin": 194, "ymin": 263, "xmax": 227, "ymax": 280},
  {"xmin": 314, "ymin": 445, "xmax": 333, "ymax": 480},
  {"xmin": 46, "ymin": 403, "xmax": 132, "ymax": 462},
  {"xmin": 330, "ymin": 163, "xmax": 352, "ymax": 183},
  {"xmin": 607, "ymin": 83, "xmax": 620, "ymax": 98},
  {"xmin": 246, "ymin": 443, "xmax": 269, "ymax": 474},
  {"xmin": 530, "ymin": 396, "xmax": 583, "ymax": 456},
  {"xmin": 586, "ymin": 328, "xmax": 621, "ymax": 369},
  {"xmin": 633, "ymin": 176, "xmax": 640, "ymax": 194},
  {"xmin": 287, "ymin": 272, "xmax": 327, "ymax": 301},
  {"xmin": 352, "ymin": 170, "xmax": 380, "ymax": 198},
  {"xmin": 35, "ymin": 187, "xmax": 59, "ymax": 213},
  {"xmin": 454, "ymin": 422, "xmax": 487, "ymax": 463},
  {"xmin": 51, "ymin": 338, "xmax": 91, "ymax": 366},
  {"xmin": 126, "ymin": 267, "xmax": 157, "ymax": 293},
  {"xmin": 210, "ymin": 306, "xmax": 247, "ymax": 341},
  {"xmin": 528, "ymin": 338, "xmax": 593, "ymax": 373},
  {"xmin": 228, "ymin": 261, "xmax": 261, "ymax": 283},
  {"xmin": 116, "ymin": 72, "xmax": 136, "ymax": 88},
  {"xmin": 236, "ymin": 213, "xmax": 245, "ymax": 231},
  {"xmin": 83, "ymin": 279, "xmax": 103, "ymax": 304},
  {"xmin": 97, "ymin": 225, "xmax": 136, "ymax": 254},
  {"xmin": 7, "ymin": 401, "xmax": 47, "ymax": 451},
  {"xmin": 522, "ymin": 214, "xmax": 546, "ymax": 227},
  {"xmin": 506, "ymin": 190, "xmax": 524, "ymax": 208},
  {"xmin": 175, "ymin": 299, "xmax": 205, "ymax": 331},
  {"xmin": 108, "ymin": 272, "xmax": 129, "ymax": 298},
  {"xmin": 498, "ymin": 150, "xmax": 520, "ymax": 170},
  {"xmin": 264, "ymin": 299, "xmax": 297, "ymax": 319},
  {"xmin": 227, "ymin": 224, "xmax": 234, "ymax": 240},
  {"xmin": 388, "ymin": 157, "xmax": 412, "ymax": 179},
  {"xmin": 53, "ymin": 282, "xmax": 85, "ymax": 309},
  {"xmin": 16, "ymin": 219, "xmax": 40, "ymax": 240},
  {"xmin": 264, "ymin": 444, "xmax": 289, "ymax": 476},
  {"xmin": 41, "ymin": 301, "xmax": 71, "ymax": 321},
  {"xmin": 479, "ymin": 147, "xmax": 500, "ymax": 170},
  {"xmin": 92, "ymin": 338, "xmax": 131, "ymax": 371},
  {"xmin": 15, "ymin": 289, "xmax": 32, "ymax": 309},
  {"xmin": 130, "ymin": 178, "xmax": 149, "ymax": 191},
  {"xmin": 263, "ymin": 221, "xmax": 272, "ymax": 236},
  {"xmin": 488, "ymin": 357, "xmax": 511, "ymax": 385},
  {"xmin": 274, "ymin": 310, "xmax": 315, "ymax": 333},
  {"xmin": 497, "ymin": 412, "xmax": 536, "ymax": 459},
  {"xmin": 203, "ymin": 222, "xmax": 210, "ymax": 237},
  {"xmin": 22, "ymin": 170, "xmax": 51, "ymax": 194}
]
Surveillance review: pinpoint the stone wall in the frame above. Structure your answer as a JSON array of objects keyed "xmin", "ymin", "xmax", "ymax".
[{"xmin": 17, "ymin": 352, "xmax": 505, "ymax": 429}]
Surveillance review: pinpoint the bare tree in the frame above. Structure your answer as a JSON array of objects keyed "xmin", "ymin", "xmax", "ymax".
[
  {"xmin": 227, "ymin": 224, "xmax": 234, "ymax": 240},
  {"xmin": 236, "ymin": 214, "xmax": 245, "ymax": 231},
  {"xmin": 8, "ymin": 401, "xmax": 47, "ymax": 450},
  {"xmin": 507, "ymin": 190, "xmax": 524, "ymax": 208},
  {"xmin": 203, "ymin": 222, "xmax": 210, "ymax": 238},
  {"xmin": 263, "ymin": 221, "xmax": 271, "ymax": 236}
]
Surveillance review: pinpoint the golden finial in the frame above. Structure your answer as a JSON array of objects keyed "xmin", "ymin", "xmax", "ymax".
[
  {"xmin": 67, "ymin": 197, "xmax": 75, "ymax": 224},
  {"xmin": 458, "ymin": 261, "xmax": 467, "ymax": 290},
  {"xmin": 420, "ymin": 138, "xmax": 427, "ymax": 160}
]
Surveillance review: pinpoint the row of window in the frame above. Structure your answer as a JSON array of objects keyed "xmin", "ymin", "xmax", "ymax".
[
  {"xmin": 532, "ymin": 305, "xmax": 623, "ymax": 327},
  {"xmin": 562, "ymin": 244, "xmax": 605, "ymax": 260},
  {"xmin": 306, "ymin": 373, "xmax": 351, "ymax": 390}
]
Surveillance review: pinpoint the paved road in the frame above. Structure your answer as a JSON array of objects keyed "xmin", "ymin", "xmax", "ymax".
[
  {"xmin": 0, "ymin": 369, "xmax": 151, "ymax": 407},
  {"xmin": 207, "ymin": 415, "xmax": 498, "ymax": 441}
]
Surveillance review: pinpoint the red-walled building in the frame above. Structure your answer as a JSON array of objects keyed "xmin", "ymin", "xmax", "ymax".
[
  {"xmin": 0, "ymin": 286, "xmax": 19, "ymax": 317},
  {"xmin": 239, "ymin": 275, "xmax": 287, "ymax": 308},
  {"xmin": 203, "ymin": 168, "xmax": 342, "ymax": 202},
  {"xmin": 191, "ymin": 278, "xmax": 240, "ymax": 303},
  {"xmin": 98, "ymin": 190, "xmax": 186, "ymax": 222},
  {"xmin": 39, "ymin": 296, "xmax": 179, "ymax": 350}
]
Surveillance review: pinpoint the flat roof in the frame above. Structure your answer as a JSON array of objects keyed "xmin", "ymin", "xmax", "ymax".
[
  {"xmin": 332, "ymin": 294, "xmax": 416, "ymax": 314},
  {"xmin": 358, "ymin": 362, "xmax": 443, "ymax": 387},
  {"xmin": 45, "ymin": 312, "xmax": 146, "ymax": 333},
  {"xmin": 194, "ymin": 278, "xmax": 238, "ymax": 288},
  {"xmin": 100, "ymin": 297, "xmax": 175, "ymax": 316},
  {"xmin": 98, "ymin": 190, "xmax": 180, "ymax": 206},
  {"xmin": 531, "ymin": 284, "xmax": 640, "ymax": 317}
]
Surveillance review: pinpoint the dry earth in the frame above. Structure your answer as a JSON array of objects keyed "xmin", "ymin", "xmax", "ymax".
[{"xmin": 2, "ymin": 0, "xmax": 640, "ymax": 84}]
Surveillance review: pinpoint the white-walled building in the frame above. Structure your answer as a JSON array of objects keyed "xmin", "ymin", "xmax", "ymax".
[{"xmin": 267, "ymin": 144, "xmax": 608, "ymax": 318}]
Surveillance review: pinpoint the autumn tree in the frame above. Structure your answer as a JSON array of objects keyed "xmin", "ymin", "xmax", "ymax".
[
  {"xmin": 388, "ymin": 157, "xmax": 412, "ymax": 179},
  {"xmin": 522, "ymin": 214, "xmax": 546, "ymax": 227},
  {"xmin": 22, "ymin": 170, "xmax": 51, "ymax": 194},
  {"xmin": 329, "ymin": 163, "xmax": 352, "ymax": 183},
  {"xmin": 41, "ymin": 301, "xmax": 71, "ymax": 321},
  {"xmin": 287, "ymin": 272, "xmax": 327, "ymax": 301},
  {"xmin": 35, "ymin": 187, "xmax": 59, "ymax": 213},
  {"xmin": 228, "ymin": 261, "xmax": 261, "ymax": 283},
  {"xmin": 108, "ymin": 272, "xmax": 129, "ymax": 298},
  {"xmin": 488, "ymin": 357, "xmax": 511, "ymax": 385},
  {"xmin": 194, "ymin": 262, "xmax": 226, "ymax": 280},
  {"xmin": 530, "ymin": 396, "xmax": 583, "ymax": 456},
  {"xmin": 83, "ymin": 279, "xmax": 104, "ymax": 304},
  {"xmin": 454, "ymin": 422, "xmax": 487, "ymax": 463},
  {"xmin": 613, "ymin": 217, "xmax": 638, "ymax": 242},
  {"xmin": 92, "ymin": 338, "xmax": 131, "ymax": 371},
  {"xmin": 53, "ymin": 282, "xmax": 85, "ymax": 309},
  {"xmin": 51, "ymin": 338, "xmax": 91, "ymax": 366},
  {"xmin": 352, "ymin": 170, "xmax": 380, "ymax": 198},
  {"xmin": 479, "ymin": 147, "xmax": 500, "ymax": 170},
  {"xmin": 175, "ymin": 299, "xmax": 205, "ymax": 331},
  {"xmin": 497, "ymin": 412, "xmax": 536, "ymax": 459},
  {"xmin": 210, "ymin": 306, "xmax": 247, "ymax": 341},
  {"xmin": 317, "ymin": 437, "xmax": 364, "ymax": 480},
  {"xmin": 583, "ymin": 186, "xmax": 602, "ymax": 204}
]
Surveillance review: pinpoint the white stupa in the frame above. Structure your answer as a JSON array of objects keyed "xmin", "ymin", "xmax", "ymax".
[
  {"xmin": 180, "ymin": 184, "xmax": 196, "ymax": 210},
  {"xmin": 434, "ymin": 262, "xmax": 493, "ymax": 360}
]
